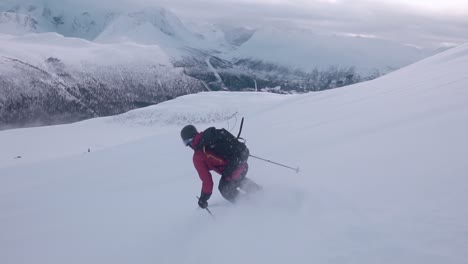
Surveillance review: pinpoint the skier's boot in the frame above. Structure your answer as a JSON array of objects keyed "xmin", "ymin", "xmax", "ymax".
[{"xmin": 240, "ymin": 177, "xmax": 262, "ymax": 194}]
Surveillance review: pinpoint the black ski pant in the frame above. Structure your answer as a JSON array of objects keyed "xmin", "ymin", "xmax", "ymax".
[{"xmin": 219, "ymin": 163, "xmax": 249, "ymax": 202}]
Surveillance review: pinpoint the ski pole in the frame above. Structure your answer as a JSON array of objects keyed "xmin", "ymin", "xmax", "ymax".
[
  {"xmin": 249, "ymin": 154, "xmax": 300, "ymax": 173},
  {"xmin": 236, "ymin": 117, "xmax": 244, "ymax": 139},
  {"xmin": 196, "ymin": 197, "xmax": 215, "ymax": 218},
  {"xmin": 205, "ymin": 207, "xmax": 214, "ymax": 217}
]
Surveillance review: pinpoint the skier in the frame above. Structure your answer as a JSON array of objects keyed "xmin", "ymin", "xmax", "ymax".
[{"xmin": 181, "ymin": 124, "xmax": 261, "ymax": 209}]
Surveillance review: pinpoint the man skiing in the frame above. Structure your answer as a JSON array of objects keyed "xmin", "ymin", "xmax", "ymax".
[{"xmin": 181, "ymin": 124, "xmax": 261, "ymax": 209}]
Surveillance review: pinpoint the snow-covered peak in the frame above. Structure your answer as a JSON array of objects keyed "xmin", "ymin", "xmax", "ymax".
[
  {"xmin": 69, "ymin": 11, "xmax": 101, "ymax": 40},
  {"xmin": 186, "ymin": 22, "xmax": 255, "ymax": 46},
  {"xmin": 214, "ymin": 24, "xmax": 256, "ymax": 47},
  {"xmin": 0, "ymin": 1, "xmax": 104, "ymax": 39},
  {"xmin": 0, "ymin": 12, "xmax": 39, "ymax": 34},
  {"xmin": 95, "ymin": 7, "xmax": 200, "ymax": 46}
]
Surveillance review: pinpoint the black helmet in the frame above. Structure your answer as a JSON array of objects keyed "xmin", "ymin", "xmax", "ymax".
[{"xmin": 180, "ymin": 125, "xmax": 198, "ymax": 146}]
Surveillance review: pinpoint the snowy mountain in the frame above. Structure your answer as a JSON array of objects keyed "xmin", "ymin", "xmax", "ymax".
[
  {"xmin": 0, "ymin": 1, "xmax": 433, "ymax": 69},
  {"xmin": 0, "ymin": 2, "xmax": 235, "ymax": 52},
  {"xmin": 95, "ymin": 8, "xmax": 202, "ymax": 48},
  {"xmin": 0, "ymin": 33, "xmax": 204, "ymax": 128},
  {"xmin": 0, "ymin": 1, "xmax": 105, "ymax": 39},
  {"xmin": 1, "ymin": 40, "xmax": 467, "ymax": 264},
  {"xmin": 225, "ymin": 24, "xmax": 428, "ymax": 73},
  {"xmin": 0, "ymin": 11, "xmax": 39, "ymax": 34}
]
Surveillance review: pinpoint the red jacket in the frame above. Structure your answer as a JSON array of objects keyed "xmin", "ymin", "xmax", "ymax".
[{"xmin": 190, "ymin": 132, "xmax": 228, "ymax": 195}]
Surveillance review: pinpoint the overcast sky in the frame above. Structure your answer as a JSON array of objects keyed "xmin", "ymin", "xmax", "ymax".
[
  {"xmin": 6, "ymin": 0, "xmax": 467, "ymax": 49},
  {"xmin": 144, "ymin": 0, "xmax": 468, "ymax": 49}
]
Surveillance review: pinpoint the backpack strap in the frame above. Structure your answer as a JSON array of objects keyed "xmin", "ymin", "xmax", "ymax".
[
  {"xmin": 202, "ymin": 145, "xmax": 224, "ymax": 163},
  {"xmin": 193, "ymin": 127, "xmax": 215, "ymax": 150}
]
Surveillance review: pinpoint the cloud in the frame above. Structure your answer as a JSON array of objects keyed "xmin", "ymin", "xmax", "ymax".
[
  {"xmin": 151, "ymin": 0, "xmax": 468, "ymax": 48},
  {"xmin": 3, "ymin": 0, "xmax": 468, "ymax": 49}
]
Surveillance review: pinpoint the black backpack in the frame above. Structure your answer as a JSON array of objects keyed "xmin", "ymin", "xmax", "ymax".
[{"xmin": 195, "ymin": 127, "xmax": 249, "ymax": 165}]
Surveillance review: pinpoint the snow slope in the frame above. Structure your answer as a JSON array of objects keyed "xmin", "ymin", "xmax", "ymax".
[{"xmin": 0, "ymin": 43, "xmax": 467, "ymax": 264}]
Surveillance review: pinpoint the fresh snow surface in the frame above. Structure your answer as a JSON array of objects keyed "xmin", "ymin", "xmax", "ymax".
[{"xmin": 1, "ymin": 43, "xmax": 468, "ymax": 264}]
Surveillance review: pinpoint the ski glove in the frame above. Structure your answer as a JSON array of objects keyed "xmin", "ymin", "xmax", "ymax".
[
  {"xmin": 198, "ymin": 199, "xmax": 208, "ymax": 209},
  {"xmin": 198, "ymin": 193, "xmax": 211, "ymax": 209}
]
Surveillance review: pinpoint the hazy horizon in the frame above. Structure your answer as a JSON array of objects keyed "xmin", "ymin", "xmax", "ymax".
[{"xmin": 1, "ymin": 0, "xmax": 468, "ymax": 49}]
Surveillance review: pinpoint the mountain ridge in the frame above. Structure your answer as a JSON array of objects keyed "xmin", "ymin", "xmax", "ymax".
[{"xmin": 0, "ymin": 33, "xmax": 205, "ymax": 129}]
